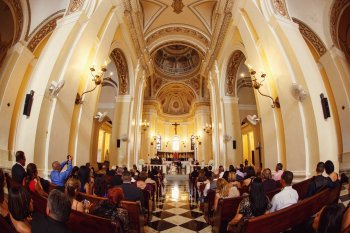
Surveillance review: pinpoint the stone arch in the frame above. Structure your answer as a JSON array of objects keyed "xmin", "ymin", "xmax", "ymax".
[
  {"xmin": 330, "ymin": 0, "xmax": 350, "ymax": 63},
  {"xmin": 292, "ymin": 17, "xmax": 327, "ymax": 58},
  {"xmin": 0, "ymin": 0, "xmax": 24, "ymax": 67},
  {"xmin": 225, "ymin": 50, "xmax": 245, "ymax": 97},
  {"xmin": 110, "ymin": 48, "xmax": 130, "ymax": 95}
]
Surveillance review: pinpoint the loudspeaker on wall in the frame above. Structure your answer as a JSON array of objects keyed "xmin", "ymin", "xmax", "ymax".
[
  {"xmin": 23, "ymin": 90, "xmax": 35, "ymax": 117},
  {"xmin": 117, "ymin": 139, "xmax": 121, "ymax": 148},
  {"xmin": 233, "ymin": 140, "xmax": 236, "ymax": 149},
  {"xmin": 320, "ymin": 93, "xmax": 331, "ymax": 119}
]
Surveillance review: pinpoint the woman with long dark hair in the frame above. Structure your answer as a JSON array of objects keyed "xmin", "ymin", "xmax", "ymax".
[
  {"xmin": 77, "ymin": 165, "xmax": 91, "ymax": 194},
  {"xmin": 228, "ymin": 178, "xmax": 271, "ymax": 229},
  {"xmin": 242, "ymin": 166, "xmax": 256, "ymax": 187},
  {"xmin": 8, "ymin": 186, "xmax": 33, "ymax": 233},
  {"xmin": 313, "ymin": 204, "xmax": 344, "ymax": 233},
  {"xmin": 25, "ymin": 163, "xmax": 47, "ymax": 197},
  {"xmin": 93, "ymin": 174, "xmax": 108, "ymax": 198}
]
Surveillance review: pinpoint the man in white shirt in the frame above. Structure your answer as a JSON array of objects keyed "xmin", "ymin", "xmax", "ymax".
[
  {"xmin": 273, "ymin": 163, "xmax": 284, "ymax": 181},
  {"xmin": 270, "ymin": 170, "xmax": 298, "ymax": 212}
]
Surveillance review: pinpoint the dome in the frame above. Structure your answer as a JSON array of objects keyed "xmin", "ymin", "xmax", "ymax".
[{"xmin": 153, "ymin": 44, "xmax": 200, "ymax": 78}]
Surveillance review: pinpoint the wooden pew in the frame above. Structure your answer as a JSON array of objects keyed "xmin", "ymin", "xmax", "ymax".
[
  {"xmin": 292, "ymin": 177, "xmax": 313, "ymax": 200},
  {"xmin": 30, "ymin": 191, "xmax": 119, "ymax": 233},
  {"xmin": 31, "ymin": 192, "xmax": 48, "ymax": 215},
  {"xmin": 67, "ymin": 209, "xmax": 119, "ymax": 233},
  {"xmin": 77, "ymin": 192, "xmax": 108, "ymax": 205},
  {"xmin": 241, "ymin": 185, "xmax": 341, "ymax": 233},
  {"xmin": 121, "ymin": 200, "xmax": 144, "ymax": 233},
  {"xmin": 212, "ymin": 188, "xmax": 280, "ymax": 233}
]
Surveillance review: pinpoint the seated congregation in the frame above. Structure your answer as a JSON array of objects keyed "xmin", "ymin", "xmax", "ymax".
[{"xmin": 0, "ymin": 150, "xmax": 349, "ymax": 233}]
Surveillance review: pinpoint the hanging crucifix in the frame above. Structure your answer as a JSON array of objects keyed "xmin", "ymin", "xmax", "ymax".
[{"xmin": 172, "ymin": 122, "xmax": 180, "ymax": 135}]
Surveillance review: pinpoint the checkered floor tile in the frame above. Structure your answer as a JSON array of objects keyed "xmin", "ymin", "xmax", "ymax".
[{"xmin": 145, "ymin": 179, "xmax": 210, "ymax": 232}]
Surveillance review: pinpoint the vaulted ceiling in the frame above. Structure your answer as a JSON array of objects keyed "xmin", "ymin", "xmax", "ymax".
[{"xmin": 123, "ymin": 0, "xmax": 234, "ymax": 116}]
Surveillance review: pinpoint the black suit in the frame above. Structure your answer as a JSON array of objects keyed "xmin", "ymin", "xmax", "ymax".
[
  {"xmin": 119, "ymin": 183, "xmax": 144, "ymax": 207},
  {"xmin": 31, "ymin": 213, "xmax": 70, "ymax": 233},
  {"xmin": 11, "ymin": 163, "xmax": 26, "ymax": 184},
  {"xmin": 110, "ymin": 175, "xmax": 123, "ymax": 186}
]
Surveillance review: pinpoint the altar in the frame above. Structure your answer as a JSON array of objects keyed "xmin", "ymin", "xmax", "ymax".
[{"xmin": 142, "ymin": 160, "xmax": 194, "ymax": 174}]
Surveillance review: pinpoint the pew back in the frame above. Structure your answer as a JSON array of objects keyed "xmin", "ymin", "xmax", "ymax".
[
  {"xmin": 67, "ymin": 209, "xmax": 118, "ymax": 233},
  {"xmin": 292, "ymin": 178, "xmax": 313, "ymax": 200},
  {"xmin": 242, "ymin": 186, "xmax": 341, "ymax": 233},
  {"xmin": 121, "ymin": 200, "xmax": 144, "ymax": 233},
  {"xmin": 212, "ymin": 187, "xmax": 281, "ymax": 233}
]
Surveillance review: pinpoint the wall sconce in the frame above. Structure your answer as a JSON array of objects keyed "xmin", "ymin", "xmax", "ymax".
[
  {"xmin": 195, "ymin": 135, "xmax": 201, "ymax": 145},
  {"xmin": 141, "ymin": 120, "xmax": 150, "ymax": 131},
  {"xmin": 203, "ymin": 123, "xmax": 212, "ymax": 134},
  {"xmin": 75, "ymin": 66, "xmax": 111, "ymax": 104},
  {"xmin": 250, "ymin": 70, "xmax": 280, "ymax": 108}
]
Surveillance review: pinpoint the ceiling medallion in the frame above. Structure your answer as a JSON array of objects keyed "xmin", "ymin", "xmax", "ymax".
[{"xmin": 172, "ymin": 0, "xmax": 185, "ymax": 14}]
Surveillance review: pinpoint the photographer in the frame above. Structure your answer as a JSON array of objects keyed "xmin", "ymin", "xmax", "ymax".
[{"xmin": 50, "ymin": 155, "xmax": 73, "ymax": 191}]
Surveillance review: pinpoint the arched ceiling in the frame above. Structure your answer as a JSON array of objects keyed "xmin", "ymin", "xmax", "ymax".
[
  {"xmin": 123, "ymin": 0, "xmax": 234, "ymax": 116},
  {"xmin": 156, "ymin": 83, "xmax": 196, "ymax": 115}
]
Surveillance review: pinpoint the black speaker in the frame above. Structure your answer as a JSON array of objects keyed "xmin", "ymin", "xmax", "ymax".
[
  {"xmin": 320, "ymin": 93, "xmax": 331, "ymax": 119},
  {"xmin": 117, "ymin": 139, "xmax": 121, "ymax": 148},
  {"xmin": 233, "ymin": 140, "xmax": 236, "ymax": 149},
  {"xmin": 23, "ymin": 90, "xmax": 35, "ymax": 117}
]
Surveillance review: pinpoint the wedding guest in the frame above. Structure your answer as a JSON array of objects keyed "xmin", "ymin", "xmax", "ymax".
[
  {"xmin": 31, "ymin": 189, "xmax": 71, "ymax": 233},
  {"xmin": 228, "ymin": 178, "xmax": 271, "ymax": 230},
  {"xmin": 11, "ymin": 151, "xmax": 26, "ymax": 184},
  {"xmin": 8, "ymin": 186, "xmax": 33, "ymax": 233},
  {"xmin": 25, "ymin": 163, "xmax": 47, "ymax": 197}
]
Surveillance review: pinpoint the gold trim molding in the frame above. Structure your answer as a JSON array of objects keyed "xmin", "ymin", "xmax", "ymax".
[
  {"xmin": 293, "ymin": 18, "xmax": 327, "ymax": 57},
  {"xmin": 27, "ymin": 15, "xmax": 63, "ymax": 52},
  {"xmin": 110, "ymin": 48, "xmax": 130, "ymax": 95},
  {"xmin": 226, "ymin": 50, "xmax": 245, "ymax": 96}
]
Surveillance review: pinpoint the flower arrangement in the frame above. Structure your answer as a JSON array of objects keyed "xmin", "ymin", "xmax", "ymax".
[
  {"xmin": 208, "ymin": 159, "xmax": 214, "ymax": 166},
  {"xmin": 138, "ymin": 159, "xmax": 145, "ymax": 165}
]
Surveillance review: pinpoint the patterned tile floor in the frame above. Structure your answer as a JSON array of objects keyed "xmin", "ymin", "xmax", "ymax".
[
  {"xmin": 145, "ymin": 178, "xmax": 211, "ymax": 233},
  {"xmin": 145, "ymin": 177, "xmax": 350, "ymax": 233}
]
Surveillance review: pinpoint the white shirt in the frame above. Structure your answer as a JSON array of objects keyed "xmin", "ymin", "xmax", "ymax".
[
  {"xmin": 270, "ymin": 186, "xmax": 298, "ymax": 212},
  {"xmin": 273, "ymin": 170, "xmax": 284, "ymax": 181},
  {"xmin": 219, "ymin": 171, "xmax": 224, "ymax": 178}
]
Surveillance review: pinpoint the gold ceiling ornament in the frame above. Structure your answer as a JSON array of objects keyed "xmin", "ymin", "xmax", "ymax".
[
  {"xmin": 66, "ymin": 0, "xmax": 85, "ymax": 15},
  {"xmin": 272, "ymin": 0, "xmax": 290, "ymax": 19},
  {"xmin": 172, "ymin": 0, "xmax": 185, "ymax": 14}
]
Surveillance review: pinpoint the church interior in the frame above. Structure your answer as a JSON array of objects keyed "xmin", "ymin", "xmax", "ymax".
[{"xmin": 1, "ymin": 0, "xmax": 350, "ymax": 232}]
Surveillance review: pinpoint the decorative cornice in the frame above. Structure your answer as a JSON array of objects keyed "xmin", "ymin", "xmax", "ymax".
[
  {"xmin": 66, "ymin": 0, "xmax": 85, "ymax": 15},
  {"xmin": 123, "ymin": 0, "xmax": 151, "ymax": 76},
  {"xmin": 225, "ymin": 50, "xmax": 245, "ymax": 96},
  {"xmin": 27, "ymin": 15, "xmax": 63, "ymax": 52},
  {"xmin": 110, "ymin": 48, "xmax": 130, "ymax": 95},
  {"xmin": 203, "ymin": 0, "xmax": 234, "ymax": 76},
  {"xmin": 292, "ymin": 18, "xmax": 327, "ymax": 57},
  {"xmin": 145, "ymin": 26, "xmax": 210, "ymax": 48},
  {"xmin": 272, "ymin": 0, "xmax": 290, "ymax": 19},
  {"xmin": 330, "ymin": 0, "xmax": 349, "ymax": 49},
  {"xmin": 25, "ymin": 10, "xmax": 65, "ymax": 41}
]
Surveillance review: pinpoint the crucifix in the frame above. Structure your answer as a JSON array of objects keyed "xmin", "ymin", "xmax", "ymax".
[{"xmin": 172, "ymin": 122, "xmax": 180, "ymax": 135}]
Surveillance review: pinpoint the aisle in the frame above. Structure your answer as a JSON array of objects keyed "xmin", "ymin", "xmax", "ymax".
[{"xmin": 145, "ymin": 178, "xmax": 211, "ymax": 233}]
